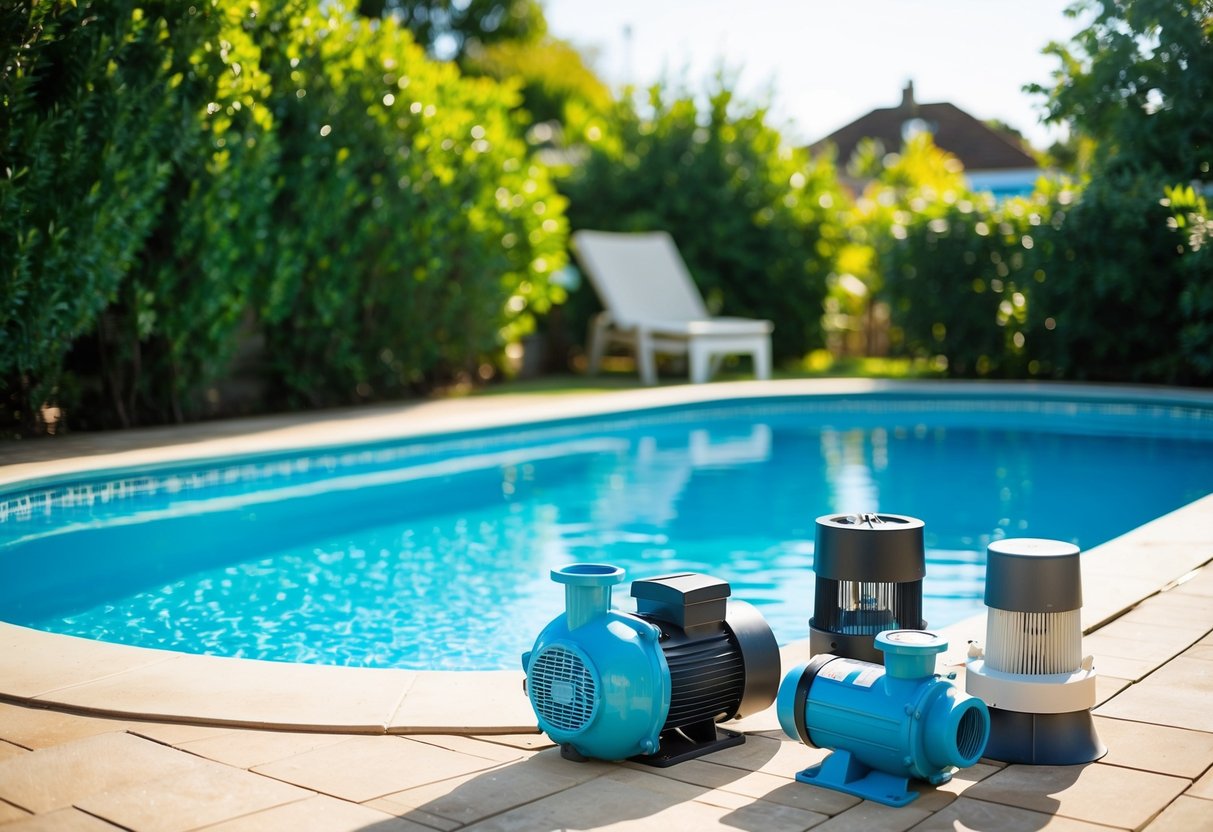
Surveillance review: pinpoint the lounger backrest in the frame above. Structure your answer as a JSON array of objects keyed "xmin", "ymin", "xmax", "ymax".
[{"xmin": 572, "ymin": 230, "xmax": 709, "ymax": 327}]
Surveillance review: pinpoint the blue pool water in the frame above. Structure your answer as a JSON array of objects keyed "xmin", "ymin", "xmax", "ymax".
[{"xmin": 1, "ymin": 391, "xmax": 1211, "ymax": 670}]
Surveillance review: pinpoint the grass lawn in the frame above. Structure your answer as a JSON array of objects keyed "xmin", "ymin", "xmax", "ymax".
[{"xmin": 463, "ymin": 350, "xmax": 944, "ymax": 398}]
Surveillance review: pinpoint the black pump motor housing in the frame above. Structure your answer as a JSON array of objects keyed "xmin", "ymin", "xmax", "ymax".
[{"xmin": 628, "ymin": 573, "xmax": 781, "ymax": 766}]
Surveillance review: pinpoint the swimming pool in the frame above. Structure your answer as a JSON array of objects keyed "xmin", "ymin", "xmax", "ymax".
[{"xmin": 2, "ymin": 388, "xmax": 1211, "ymax": 671}]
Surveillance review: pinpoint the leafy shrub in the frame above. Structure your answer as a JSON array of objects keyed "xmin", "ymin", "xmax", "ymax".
[
  {"xmin": 860, "ymin": 136, "xmax": 1210, "ymax": 385},
  {"xmin": 253, "ymin": 1, "xmax": 567, "ymax": 406},
  {"xmin": 859, "ymin": 136, "xmax": 1032, "ymax": 377},
  {"xmin": 69, "ymin": 1, "xmax": 282, "ymax": 426},
  {"xmin": 1168, "ymin": 184, "xmax": 1213, "ymax": 381},
  {"xmin": 558, "ymin": 81, "xmax": 846, "ymax": 364}
]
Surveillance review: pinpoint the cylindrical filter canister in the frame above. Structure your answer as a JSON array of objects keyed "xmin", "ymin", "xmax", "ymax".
[
  {"xmin": 779, "ymin": 630, "xmax": 989, "ymax": 807},
  {"xmin": 965, "ymin": 538, "xmax": 1106, "ymax": 765},
  {"xmin": 522, "ymin": 564, "xmax": 781, "ymax": 766},
  {"xmin": 810, "ymin": 513, "xmax": 926, "ymax": 662}
]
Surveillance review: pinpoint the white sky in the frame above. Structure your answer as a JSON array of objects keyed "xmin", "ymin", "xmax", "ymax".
[{"xmin": 541, "ymin": 0, "xmax": 1090, "ymax": 150}]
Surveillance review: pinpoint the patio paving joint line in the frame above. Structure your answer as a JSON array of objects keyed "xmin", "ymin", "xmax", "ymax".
[
  {"xmin": 16, "ymin": 652, "xmax": 185, "ymax": 702},
  {"xmin": 1081, "ymin": 557, "xmax": 1213, "ymax": 637}
]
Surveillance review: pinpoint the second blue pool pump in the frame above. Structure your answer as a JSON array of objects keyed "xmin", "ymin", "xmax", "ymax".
[
  {"xmin": 522, "ymin": 563, "xmax": 781, "ymax": 766},
  {"xmin": 778, "ymin": 630, "xmax": 990, "ymax": 807}
]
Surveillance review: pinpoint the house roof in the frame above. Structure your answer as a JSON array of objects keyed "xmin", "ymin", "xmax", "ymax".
[{"xmin": 811, "ymin": 82, "xmax": 1038, "ymax": 172}]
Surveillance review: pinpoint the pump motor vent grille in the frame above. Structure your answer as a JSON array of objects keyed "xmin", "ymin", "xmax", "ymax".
[
  {"xmin": 662, "ymin": 630, "xmax": 746, "ymax": 727},
  {"xmin": 530, "ymin": 644, "xmax": 598, "ymax": 732}
]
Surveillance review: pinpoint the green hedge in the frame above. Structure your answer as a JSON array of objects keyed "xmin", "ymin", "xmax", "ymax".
[
  {"xmin": 1, "ymin": 0, "xmax": 217, "ymax": 429},
  {"xmin": 83, "ymin": 1, "xmax": 281, "ymax": 425},
  {"xmin": 253, "ymin": 3, "xmax": 566, "ymax": 407},
  {"xmin": 1, "ymin": 0, "xmax": 566, "ymax": 432}
]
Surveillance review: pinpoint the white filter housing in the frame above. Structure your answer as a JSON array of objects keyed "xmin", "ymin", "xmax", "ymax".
[
  {"xmin": 967, "ymin": 608, "xmax": 1095, "ymax": 715},
  {"xmin": 965, "ymin": 538, "xmax": 1105, "ymax": 764}
]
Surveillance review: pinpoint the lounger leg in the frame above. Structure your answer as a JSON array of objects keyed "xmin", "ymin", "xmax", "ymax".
[
  {"xmin": 636, "ymin": 328, "xmax": 658, "ymax": 386},
  {"xmin": 753, "ymin": 337, "xmax": 772, "ymax": 381},
  {"xmin": 689, "ymin": 341, "xmax": 712, "ymax": 384},
  {"xmin": 587, "ymin": 313, "xmax": 609, "ymax": 376}
]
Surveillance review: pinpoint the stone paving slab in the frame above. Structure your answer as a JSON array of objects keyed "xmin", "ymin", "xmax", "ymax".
[
  {"xmin": 1096, "ymin": 656, "xmax": 1213, "ymax": 733},
  {"xmin": 1188, "ymin": 766, "xmax": 1213, "ymax": 800},
  {"xmin": 0, "ymin": 702, "xmax": 144, "ymax": 751},
  {"xmin": 810, "ymin": 800, "xmax": 934, "ymax": 832},
  {"xmin": 904, "ymin": 796, "xmax": 1121, "ymax": 831},
  {"xmin": 170, "ymin": 727, "xmax": 356, "ymax": 769},
  {"xmin": 0, "ymin": 739, "xmax": 29, "ymax": 763},
  {"xmin": 0, "ymin": 807, "xmax": 126, "ymax": 831},
  {"xmin": 32, "ymin": 651, "xmax": 418, "ymax": 733},
  {"xmin": 964, "ymin": 762, "xmax": 1190, "ymax": 829},
  {"xmin": 1143, "ymin": 795, "xmax": 1213, "ymax": 831},
  {"xmin": 1093, "ymin": 716, "xmax": 1213, "ymax": 779},
  {"xmin": 365, "ymin": 748, "xmax": 612, "ymax": 828},
  {"xmin": 457, "ymin": 765, "xmax": 834, "ymax": 831},
  {"xmin": 0, "ymin": 799, "xmax": 30, "ymax": 825},
  {"xmin": 201, "ymin": 794, "xmax": 434, "ymax": 831},
  {"xmin": 74, "ymin": 762, "xmax": 314, "ymax": 832},
  {"xmin": 0, "ymin": 624, "xmax": 177, "ymax": 700},
  {"xmin": 250, "ymin": 735, "xmax": 518, "ymax": 803},
  {"xmin": 0, "ymin": 732, "xmax": 219, "ymax": 814}
]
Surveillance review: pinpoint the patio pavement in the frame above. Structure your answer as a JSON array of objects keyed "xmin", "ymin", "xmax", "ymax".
[{"xmin": 1, "ymin": 380, "xmax": 1212, "ymax": 830}]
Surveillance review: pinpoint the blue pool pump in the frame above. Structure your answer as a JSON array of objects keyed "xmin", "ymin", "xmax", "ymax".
[
  {"xmin": 778, "ymin": 630, "xmax": 990, "ymax": 807},
  {"xmin": 522, "ymin": 563, "xmax": 781, "ymax": 766}
]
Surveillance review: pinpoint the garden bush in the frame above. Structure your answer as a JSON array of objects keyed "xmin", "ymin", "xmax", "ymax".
[
  {"xmin": 1022, "ymin": 174, "xmax": 1209, "ymax": 384},
  {"xmin": 858, "ymin": 136, "xmax": 1036, "ymax": 377},
  {"xmin": 66, "ymin": 1, "xmax": 282, "ymax": 427},
  {"xmin": 252, "ymin": 1, "xmax": 567, "ymax": 407},
  {"xmin": 861, "ymin": 148, "xmax": 1210, "ymax": 385}
]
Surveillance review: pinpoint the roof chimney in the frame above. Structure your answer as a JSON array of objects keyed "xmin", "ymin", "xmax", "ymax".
[{"xmin": 901, "ymin": 81, "xmax": 916, "ymax": 111}]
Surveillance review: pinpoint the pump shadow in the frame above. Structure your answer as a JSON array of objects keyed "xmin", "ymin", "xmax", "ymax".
[{"xmin": 355, "ymin": 730, "xmax": 869, "ymax": 831}]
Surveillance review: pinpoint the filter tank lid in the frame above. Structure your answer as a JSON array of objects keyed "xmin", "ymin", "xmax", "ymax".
[
  {"xmin": 875, "ymin": 629, "xmax": 947, "ymax": 655},
  {"xmin": 551, "ymin": 563, "xmax": 625, "ymax": 587},
  {"xmin": 813, "ymin": 513, "xmax": 926, "ymax": 581},
  {"xmin": 984, "ymin": 538, "xmax": 1083, "ymax": 613}
]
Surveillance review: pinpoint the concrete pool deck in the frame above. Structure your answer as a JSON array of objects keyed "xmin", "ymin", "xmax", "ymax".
[{"xmin": 1, "ymin": 379, "xmax": 1211, "ymax": 829}]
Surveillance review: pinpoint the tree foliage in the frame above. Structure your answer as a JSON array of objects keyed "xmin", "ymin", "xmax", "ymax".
[
  {"xmin": 1029, "ymin": 0, "xmax": 1213, "ymax": 180},
  {"xmin": 462, "ymin": 35, "xmax": 612, "ymax": 126},
  {"xmin": 864, "ymin": 0, "xmax": 1213, "ymax": 386},
  {"xmin": 358, "ymin": 0, "xmax": 547, "ymax": 63}
]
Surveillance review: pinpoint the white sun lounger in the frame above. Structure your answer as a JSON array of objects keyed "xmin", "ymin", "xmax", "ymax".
[{"xmin": 571, "ymin": 230, "xmax": 773, "ymax": 385}]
